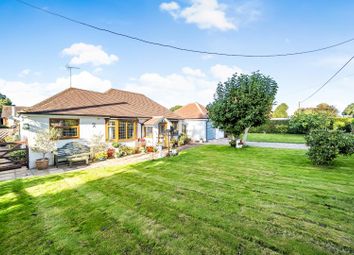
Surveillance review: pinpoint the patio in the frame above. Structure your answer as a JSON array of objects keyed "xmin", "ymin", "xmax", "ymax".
[{"xmin": 0, "ymin": 143, "xmax": 198, "ymax": 181}]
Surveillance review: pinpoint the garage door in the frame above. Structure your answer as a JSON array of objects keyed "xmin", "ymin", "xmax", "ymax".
[{"xmin": 206, "ymin": 121, "xmax": 216, "ymax": 141}]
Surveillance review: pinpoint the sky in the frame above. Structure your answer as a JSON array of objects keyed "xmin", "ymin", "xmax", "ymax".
[{"xmin": 0, "ymin": 0, "xmax": 353, "ymax": 114}]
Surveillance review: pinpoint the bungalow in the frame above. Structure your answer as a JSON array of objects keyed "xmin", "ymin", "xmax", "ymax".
[
  {"xmin": 1, "ymin": 105, "xmax": 27, "ymax": 127},
  {"xmin": 175, "ymin": 102, "xmax": 224, "ymax": 142},
  {"xmin": 19, "ymin": 87, "xmax": 183, "ymax": 168}
]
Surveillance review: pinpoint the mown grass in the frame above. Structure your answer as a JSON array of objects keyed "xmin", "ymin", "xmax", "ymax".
[
  {"xmin": 0, "ymin": 146, "xmax": 353, "ymax": 255},
  {"xmin": 247, "ymin": 133, "xmax": 306, "ymax": 144}
]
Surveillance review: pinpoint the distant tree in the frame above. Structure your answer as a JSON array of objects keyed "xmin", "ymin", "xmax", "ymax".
[
  {"xmin": 342, "ymin": 103, "xmax": 354, "ymax": 116},
  {"xmin": 272, "ymin": 103, "xmax": 289, "ymax": 118},
  {"xmin": 289, "ymin": 111, "xmax": 331, "ymax": 134},
  {"xmin": 0, "ymin": 93, "xmax": 12, "ymax": 115},
  {"xmin": 170, "ymin": 105, "xmax": 182, "ymax": 112},
  {"xmin": 315, "ymin": 103, "xmax": 338, "ymax": 117},
  {"xmin": 207, "ymin": 71, "xmax": 278, "ymax": 146}
]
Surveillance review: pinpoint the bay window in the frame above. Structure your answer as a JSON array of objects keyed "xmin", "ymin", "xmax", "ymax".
[{"xmin": 106, "ymin": 119, "xmax": 137, "ymax": 142}]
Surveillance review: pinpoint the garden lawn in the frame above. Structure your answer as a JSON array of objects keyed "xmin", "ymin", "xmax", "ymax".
[
  {"xmin": 1, "ymin": 146, "xmax": 353, "ymax": 255},
  {"xmin": 247, "ymin": 133, "xmax": 306, "ymax": 144}
]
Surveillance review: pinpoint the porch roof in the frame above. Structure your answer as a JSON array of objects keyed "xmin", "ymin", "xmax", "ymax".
[{"xmin": 144, "ymin": 116, "xmax": 165, "ymax": 126}]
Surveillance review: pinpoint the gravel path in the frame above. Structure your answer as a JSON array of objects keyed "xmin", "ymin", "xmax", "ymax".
[{"xmin": 208, "ymin": 138, "xmax": 308, "ymax": 150}]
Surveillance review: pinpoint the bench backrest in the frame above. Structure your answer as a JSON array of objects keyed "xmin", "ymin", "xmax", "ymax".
[{"xmin": 56, "ymin": 142, "xmax": 90, "ymax": 157}]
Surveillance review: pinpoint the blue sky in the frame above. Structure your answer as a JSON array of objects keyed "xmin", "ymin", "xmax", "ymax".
[{"xmin": 0, "ymin": 0, "xmax": 353, "ymax": 114}]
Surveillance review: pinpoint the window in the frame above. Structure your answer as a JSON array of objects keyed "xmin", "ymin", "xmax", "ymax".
[
  {"xmin": 50, "ymin": 119, "xmax": 79, "ymax": 139},
  {"xmin": 171, "ymin": 121, "xmax": 178, "ymax": 135},
  {"xmin": 106, "ymin": 119, "xmax": 137, "ymax": 142},
  {"xmin": 107, "ymin": 120, "xmax": 116, "ymax": 140},
  {"xmin": 182, "ymin": 124, "xmax": 187, "ymax": 134},
  {"xmin": 144, "ymin": 127, "xmax": 153, "ymax": 137},
  {"xmin": 119, "ymin": 121, "xmax": 127, "ymax": 140}
]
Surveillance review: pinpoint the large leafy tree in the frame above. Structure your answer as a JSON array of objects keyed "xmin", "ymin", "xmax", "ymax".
[
  {"xmin": 272, "ymin": 103, "xmax": 289, "ymax": 118},
  {"xmin": 207, "ymin": 72, "xmax": 278, "ymax": 144},
  {"xmin": 0, "ymin": 93, "xmax": 12, "ymax": 115},
  {"xmin": 342, "ymin": 103, "xmax": 354, "ymax": 116}
]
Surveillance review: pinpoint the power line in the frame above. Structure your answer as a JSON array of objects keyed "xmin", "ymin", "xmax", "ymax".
[
  {"xmin": 16, "ymin": 0, "xmax": 354, "ymax": 58},
  {"xmin": 299, "ymin": 55, "xmax": 354, "ymax": 105}
]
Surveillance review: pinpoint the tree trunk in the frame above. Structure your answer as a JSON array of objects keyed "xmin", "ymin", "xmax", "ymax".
[{"xmin": 242, "ymin": 127, "xmax": 251, "ymax": 144}]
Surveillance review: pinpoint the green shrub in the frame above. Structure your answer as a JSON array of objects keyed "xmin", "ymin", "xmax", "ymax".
[
  {"xmin": 170, "ymin": 138, "xmax": 178, "ymax": 148},
  {"xmin": 115, "ymin": 145, "xmax": 135, "ymax": 157},
  {"xmin": 95, "ymin": 151, "xmax": 108, "ymax": 161},
  {"xmin": 111, "ymin": 142, "xmax": 122, "ymax": 148},
  {"xmin": 178, "ymin": 133, "xmax": 191, "ymax": 146},
  {"xmin": 249, "ymin": 119, "xmax": 290, "ymax": 134},
  {"xmin": 332, "ymin": 117, "xmax": 353, "ymax": 133},
  {"xmin": 8, "ymin": 150, "xmax": 26, "ymax": 162},
  {"xmin": 305, "ymin": 130, "xmax": 354, "ymax": 165},
  {"xmin": 229, "ymin": 139, "xmax": 236, "ymax": 147},
  {"xmin": 289, "ymin": 113, "xmax": 332, "ymax": 134}
]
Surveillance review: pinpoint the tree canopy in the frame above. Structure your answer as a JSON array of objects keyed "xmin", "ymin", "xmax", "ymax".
[
  {"xmin": 272, "ymin": 103, "xmax": 289, "ymax": 118},
  {"xmin": 169, "ymin": 105, "xmax": 182, "ymax": 112},
  {"xmin": 315, "ymin": 103, "xmax": 338, "ymax": 117},
  {"xmin": 295, "ymin": 103, "xmax": 338, "ymax": 117},
  {"xmin": 0, "ymin": 93, "xmax": 12, "ymax": 115},
  {"xmin": 342, "ymin": 103, "xmax": 354, "ymax": 116},
  {"xmin": 207, "ymin": 71, "xmax": 278, "ymax": 140}
]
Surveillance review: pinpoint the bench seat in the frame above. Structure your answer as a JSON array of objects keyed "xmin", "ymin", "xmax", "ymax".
[{"xmin": 54, "ymin": 142, "xmax": 91, "ymax": 167}]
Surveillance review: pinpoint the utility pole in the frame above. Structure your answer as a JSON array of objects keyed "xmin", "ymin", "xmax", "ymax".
[{"xmin": 65, "ymin": 65, "xmax": 80, "ymax": 88}]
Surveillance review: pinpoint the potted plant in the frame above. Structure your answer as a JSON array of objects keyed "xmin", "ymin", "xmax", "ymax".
[{"xmin": 31, "ymin": 129, "xmax": 59, "ymax": 170}]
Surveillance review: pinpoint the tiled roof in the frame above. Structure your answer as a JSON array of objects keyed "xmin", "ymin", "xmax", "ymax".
[
  {"xmin": 1, "ymin": 106, "xmax": 27, "ymax": 118},
  {"xmin": 144, "ymin": 116, "xmax": 164, "ymax": 126},
  {"xmin": 21, "ymin": 87, "xmax": 182, "ymax": 119},
  {"xmin": 175, "ymin": 102, "xmax": 208, "ymax": 119}
]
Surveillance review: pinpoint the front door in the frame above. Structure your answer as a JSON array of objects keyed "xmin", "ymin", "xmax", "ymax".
[{"xmin": 158, "ymin": 122, "xmax": 168, "ymax": 147}]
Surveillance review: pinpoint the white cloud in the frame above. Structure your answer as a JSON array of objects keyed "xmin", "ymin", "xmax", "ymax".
[
  {"xmin": 49, "ymin": 71, "xmax": 112, "ymax": 92},
  {"xmin": 18, "ymin": 69, "xmax": 31, "ymax": 77},
  {"xmin": 160, "ymin": 1, "xmax": 180, "ymax": 11},
  {"xmin": 0, "ymin": 71, "xmax": 112, "ymax": 106},
  {"xmin": 62, "ymin": 43, "xmax": 119, "ymax": 66},
  {"xmin": 18, "ymin": 69, "xmax": 41, "ymax": 78},
  {"xmin": 235, "ymin": 1, "xmax": 262, "ymax": 24},
  {"xmin": 123, "ymin": 64, "xmax": 244, "ymax": 107},
  {"xmin": 0, "ymin": 79, "xmax": 48, "ymax": 106},
  {"xmin": 160, "ymin": 1, "xmax": 180, "ymax": 18},
  {"xmin": 315, "ymin": 56, "xmax": 351, "ymax": 69},
  {"xmin": 161, "ymin": 0, "xmax": 236, "ymax": 31},
  {"xmin": 210, "ymin": 64, "xmax": 243, "ymax": 81},
  {"xmin": 93, "ymin": 67, "xmax": 103, "ymax": 74},
  {"xmin": 182, "ymin": 67, "xmax": 206, "ymax": 77},
  {"xmin": 125, "ymin": 71, "xmax": 215, "ymax": 108}
]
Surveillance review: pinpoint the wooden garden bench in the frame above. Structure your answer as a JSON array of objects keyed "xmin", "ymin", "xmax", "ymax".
[{"xmin": 54, "ymin": 142, "xmax": 91, "ymax": 167}]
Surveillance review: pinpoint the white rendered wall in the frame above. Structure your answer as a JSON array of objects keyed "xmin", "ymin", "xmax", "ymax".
[
  {"xmin": 184, "ymin": 119, "xmax": 207, "ymax": 142},
  {"xmin": 20, "ymin": 114, "xmax": 106, "ymax": 168},
  {"xmin": 215, "ymin": 128, "xmax": 225, "ymax": 139}
]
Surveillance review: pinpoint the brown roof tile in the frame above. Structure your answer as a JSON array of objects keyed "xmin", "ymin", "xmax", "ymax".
[
  {"xmin": 175, "ymin": 102, "xmax": 208, "ymax": 119},
  {"xmin": 21, "ymin": 88, "xmax": 182, "ymax": 119}
]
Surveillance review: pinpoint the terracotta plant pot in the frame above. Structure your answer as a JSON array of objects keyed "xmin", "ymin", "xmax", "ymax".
[{"xmin": 36, "ymin": 158, "xmax": 49, "ymax": 170}]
